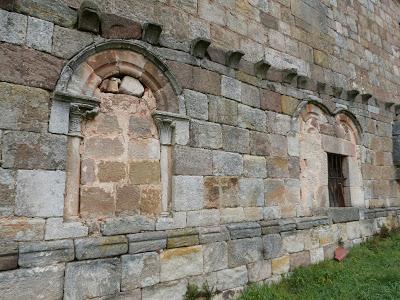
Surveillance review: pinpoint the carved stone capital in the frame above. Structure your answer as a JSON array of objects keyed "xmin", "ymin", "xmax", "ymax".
[
  {"xmin": 152, "ymin": 111, "xmax": 189, "ymax": 145},
  {"xmin": 69, "ymin": 103, "xmax": 99, "ymax": 135}
]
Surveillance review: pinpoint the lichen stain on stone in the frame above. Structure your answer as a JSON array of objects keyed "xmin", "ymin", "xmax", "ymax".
[{"xmin": 161, "ymin": 246, "xmax": 201, "ymax": 260}]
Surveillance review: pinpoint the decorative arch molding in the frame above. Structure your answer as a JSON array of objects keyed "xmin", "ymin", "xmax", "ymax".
[{"xmin": 49, "ymin": 40, "xmax": 188, "ymax": 220}]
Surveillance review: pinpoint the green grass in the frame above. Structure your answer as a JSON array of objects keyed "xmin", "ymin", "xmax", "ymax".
[{"xmin": 239, "ymin": 231, "xmax": 400, "ymax": 300}]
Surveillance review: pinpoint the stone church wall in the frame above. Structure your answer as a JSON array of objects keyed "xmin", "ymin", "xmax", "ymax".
[{"xmin": 0, "ymin": 1, "xmax": 400, "ymax": 299}]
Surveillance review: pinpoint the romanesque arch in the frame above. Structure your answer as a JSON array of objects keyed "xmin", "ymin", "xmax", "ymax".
[
  {"xmin": 292, "ymin": 100, "xmax": 364, "ymax": 216},
  {"xmin": 49, "ymin": 40, "xmax": 188, "ymax": 220}
]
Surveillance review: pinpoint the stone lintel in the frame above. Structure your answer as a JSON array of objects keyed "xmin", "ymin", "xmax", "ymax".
[{"xmin": 328, "ymin": 207, "xmax": 360, "ymax": 223}]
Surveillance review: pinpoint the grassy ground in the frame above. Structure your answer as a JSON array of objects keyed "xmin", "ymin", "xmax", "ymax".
[{"xmin": 239, "ymin": 230, "xmax": 400, "ymax": 300}]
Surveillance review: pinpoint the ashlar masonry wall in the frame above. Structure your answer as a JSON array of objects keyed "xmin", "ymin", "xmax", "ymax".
[{"xmin": 0, "ymin": 1, "xmax": 400, "ymax": 300}]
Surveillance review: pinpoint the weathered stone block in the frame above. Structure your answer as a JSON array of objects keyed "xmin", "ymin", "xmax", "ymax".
[
  {"xmin": 266, "ymin": 157, "xmax": 289, "ymax": 178},
  {"xmin": 215, "ymin": 266, "xmax": 248, "ymax": 291},
  {"xmin": 172, "ymin": 175, "xmax": 204, "ymax": 211},
  {"xmin": 346, "ymin": 221, "xmax": 361, "ymax": 240},
  {"xmin": 241, "ymin": 82, "xmax": 260, "ymax": 108},
  {"xmin": 248, "ymin": 259, "xmax": 272, "ymax": 282},
  {"xmin": 156, "ymin": 212, "xmax": 186, "ymax": 231},
  {"xmin": 281, "ymin": 95, "xmax": 300, "ymax": 115},
  {"xmin": 221, "ymin": 207, "xmax": 246, "ymax": 224},
  {"xmin": 129, "ymin": 160, "xmax": 160, "ymax": 184},
  {"xmin": 250, "ymin": 131, "xmax": 270, "ymax": 156},
  {"xmin": 243, "ymin": 155, "xmax": 267, "ymax": 178},
  {"xmin": 0, "ymin": 265, "xmax": 65, "ymax": 300},
  {"xmin": 121, "ymin": 252, "xmax": 159, "ymax": 290},
  {"xmin": 272, "ymin": 255, "xmax": 290, "ymax": 275},
  {"xmin": 192, "ymin": 67, "xmax": 221, "ymax": 95},
  {"xmin": 239, "ymin": 178, "xmax": 264, "ymax": 207},
  {"xmin": 0, "ymin": 42, "xmax": 64, "ymax": 90},
  {"xmin": 208, "ymin": 95, "xmax": 238, "ymax": 126},
  {"xmin": 45, "ymin": 218, "xmax": 88, "ymax": 240},
  {"xmin": 0, "ymin": 168, "xmax": 15, "ymax": 214},
  {"xmin": 0, "ymin": 9, "xmax": 27, "ymax": 46},
  {"xmin": 101, "ymin": 215, "xmax": 155, "ymax": 236},
  {"xmin": 221, "ymin": 75, "xmax": 241, "ymax": 102},
  {"xmin": 310, "ymin": 247, "xmax": 325, "ymax": 264},
  {"xmin": 203, "ymin": 241, "xmax": 228, "ymax": 272},
  {"xmin": 290, "ymin": 251, "xmax": 310, "ymax": 270},
  {"xmin": 75, "ymin": 236, "xmax": 128, "ymax": 260},
  {"xmin": 238, "ymin": 104, "xmax": 266, "ymax": 132},
  {"xmin": 52, "ymin": 25, "xmax": 95, "ymax": 59},
  {"xmin": 15, "ymin": 170, "xmax": 65, "ymax": 218},
  {"xmin": 261, "ymin": 89, "xmax": 282, "ymax": 112},
  {"xmin": 142, "ymin": 280, "xmax": 187, "ymax": 300},
  {"xmin": 102, "ymin": 13, "xmax": 141, "ymax": 39},
  {"xmin": 27, "ymin": 16, "xmax": 53, "ymax": 52},
  {"xmin": 80, "ymin": 186, "xmax": 114, "ymax": 218},
  {"xmin": 167, "ymin": 229, "xmax": 199, "ymax": 248},
  {"xmin": 187, "ymin": 209, "xmax": 220, "ymax": 227},
  {"xmin": 263, "ymin": 234, "xmax": 283, "ymax": 259},
  {"xmin": 227, "ymin": 222, "xmax": 261, "ymax": 239},
  {"xmin": 190, "ymin": 120, "xmax": 222, "ymax": 149},
  {"xmin": 222, "ymin": 125, "xmax": 250, "ymax": 153},
  {"xmin": 0, "ymin": 217, "xmax": 44, "ymax": 242},
  {"xmin": 0, "ymin": 82, "xmax": 50, "ymax": 133},
  {"xmin": 228, "ymin": 237, "xmax": 263, "ymax": 267},
  {"xmin": 184, "ymin": 89, "xmax": 208, "ymax": 120},
  {"xmin": 19, "ymin": 239, "xmax": 74, "ymax": 267},
  {"xmin": 213, "ymin": 150, "xmax": 243, "ymax": 176},
  {"xmin": 128, "ymin": 231, "xmax": 167, "ymax": 254},
  {"xmin": 64, "ymin": 258, "xmax": 121, "ymax": 300},
  {"xmin": 329, "ymin": 207, "xmax": 360, "ymax": 223},
  {"xmin": 2, "ymin": 131, "xmax": 66, "ymax": 170},
  {"xmin": 199, "ymin": 226, "xmax": 230, "ymax": 244},
  {"xmin": 0, "ymin": 242, "xmax": 18, "ymax": 271},
  {"xmin": 204, "ymin": 176, "xmax": 239, "ymax": 208},
  {"xmin": 160, "ymin": 246, "xmax": 203, "ymax": 281},
  {"xmin": 174, "ymin": 146, "xmax": 213, "ymax": 175}
]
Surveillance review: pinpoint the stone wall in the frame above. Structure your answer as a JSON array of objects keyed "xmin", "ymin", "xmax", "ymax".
[{"xmin": 1, "ymin": 0, "xmax": 400, "ymax": 299}]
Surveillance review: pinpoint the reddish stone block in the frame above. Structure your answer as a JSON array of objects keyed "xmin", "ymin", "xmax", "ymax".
[
  {"xmin": 140, "ymin": 185, "xmax": 161, "ymax": 216},
  {"xmin": 204, "ymin": 176, "xmax": 239, "ymax": 208},
  {"xmin": 129, "ymin": 160, "xmax": 161, "ymax": 185},
  {"xmin": 80, "ymin": 186, "xmax": 114, "ymax": 217},
  {"xmin": 290, "ymin": 251, "xmax": 310, "ymax": 270},
  {"xmin": 334, "ymin": 247, "xmax": 348, "ymax": 261},
  {"xmin": 97, "ymin": 161, "xmax": 126, "ymax": 183},
  {"xmin": 0, "ymin": 44, "xmax": 64, "ymax": 90},
  {"xmin": 192, "ymin": 67, "xmax": 221, "ymax": 96},
  {"xmin": 166, "ymin": 61, "xmax": 194, "ymax": 89},
  {"xmin": 116, "ymin": 184, "xmax": 140, "ymax": 215},
  {"xmin": 102, "ymin": 13, "xmax": 142, "ymax": 39},
  {"xmin": 261, "ymin": 90, "xmax": 281, "ymax": 112}
]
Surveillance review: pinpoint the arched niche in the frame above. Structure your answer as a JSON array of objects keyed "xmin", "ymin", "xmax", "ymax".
[
  {"xmin": 292, "ymin": 100, "xmax": 364, "ymax": 217},
  {"xmin": 49, "ymin": 40, "xmax": 188, "ymax": 220}
]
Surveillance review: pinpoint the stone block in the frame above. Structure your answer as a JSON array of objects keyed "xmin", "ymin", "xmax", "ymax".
[
  {"xmin": 228, "ymin": 237, "xmax": 263, "ymax": 267},
  {"xmin": 129, "ymin": 161, "xmax": 160, "ymax": 184},
  {"xmin": 222, "ymin": 125, "xmax": 250, "ymax": 153},
  {"xmin": 101, "ymin": 215, "xmax": 155, "ymax": 236},
  {"xmin": 250, "ymin": 131, "xmax": 270, "ymax": 156},
  {"xmin": 199, "ymin": 226, "xmax": 230, "ymax": 244},
  {"xmin": 0, "ymin": 82, "xmax": 50, "ymax": 133},
  {"xmin": 208, "ymin": 95, "xmax": 238, "ymax": 126},
  {"xmin": 52, "ymin": 25, "xmax": 95, "ymax": 59},
  {"xmin": 19, "ymin": 239, "xmax": 74, "ymax": 268},
  {"xmin": 102, "ymin": 13, "xmax": 141, "ymax": 39},
  {"xmin": 266, "ymin": 157, "xmax": 289, "ymax": 178},
  {"xmin": 203, "ymin": 241, "xmax": 228, "ymax": 272},
  {"xmin": 238, "ymin": 104, "xmax": 266, "ymax": 132},
  {"xmin": 263, "ymin": 234, "xmax": 283, "ymax": 259},
  {"xmin": 15, "ymin": 170, "xmax": 65, "ymax": 218},
  {"xmin": 172, "ymin": 176, "xmax": 204, "ymax": 211},
  {"xmin": 290, "ymin": 251, "xmax": 310, "ymax": 270},
  {"xmin": 245, "ymin": 207, "xmax": 264, "ymax": 221},
  {"xmin": 329, "ymin": 207, "xmax": 360, "ymax": 223},
  {"xmin": 241, "ymin": 82, "xmax": 260, "ymax": 108},
  {"xmin": 269, "ymin": 134, "xmax": 288, "ymax": 157},
  {"xmin": 64, "ymin": 258, "xmax": 121, "ymax": 300},
  {"xmin": 190, "ymin": 120, "xmax": 222, "ymax": 149},
  {"xmin": 187, "ymin": 209, "xmax": 220, "ymax": 227},
  {"xmin": 184, "ymin": 89, "xmax": 208, "ymax": 120},
  {"xmin": 227, "ymin": 222, "xmax": 261, "ymax": 239},
  {"xmin": 221, "ymin": 75, "xmax": 241, "ymax": 101},
  {"xmin": 0, "ymin": 168, "xmax": 15, "ymax": 214},
  {"xmin": 282, "ymin": 231, "xmax": 305, "ymax": 253},
  {"xmin": 27, "ymin": 16, "xmax": 53, "ymax": 52},
  {"xmin": 271, "ymin": 255, "xmax": 290, "ymax": 275},
  {"xmin": 45, "ymin": 218, "xmax": 88, "ymax": 240},
  {"xmin": 215, "ymin": 266, "xmax": 248, "ymax": 291},
  {"xmin": 142, "ymin": 280, "xmax": 187, "ymax": 300},
  {"xmin": 204, "ymin": 176, "xmax": 239, "ymax": 208},
  {"xmin": 98, "ymin": 161, "xmax": 126, "ymax": 183},
  {"xmin": 2, "ymin": 131, "xmax": 66, "ymax": 170},
  {"xmin": 174, "ymin": 146, "xmax": 212, "ymax": 175},
  {"xmin": 160, "ymin": 246, "xmax": 203, "ymax": 281},
  {"xmin": 248, "ymin": 259, "xmax": 272, "ymax": 283},
  {"xmin": 243, "ymin": 155, "xmax": 267, "ymax": 178},
  {"xmin": 261, "ymin": 90, "xmax": 282, "ymax": 112},
  {"xmin": 0, "ymin": 9, "xmax": 27, "ymax": 45},
  {"xmin": 127, "ymin": 232, "xmax": 166, "ymax": 254},
  {"xmin": 281, "ymin": 95, "xmax": 300, "ymax": 115},
  {"xmin": 192, "ymin": 67, "xmax": 221, "ymax": 95},
  {"xmin": 80, "ymin": 186, "xmax": 114, "ymax": 218},
  {"xmin": 156, "ymin": 212, "xmax": 186, "ymax": 230},
  {"xmin": 264, "ymin": 178, "xmax": 285, "ymax": 206},
  {"xmin": 115, "ymin": 184, "xmax": 140, "ymax": 216},
  {"xmin": 213, "ymin": 150, "xmax": 243, "ymax": 176},
  {"xmin": 15, "ymin": 0, "xmax": 76, "ymax": 27},
  {"xmin": 75, "ymin": 236, "xmax": 128, "ymax": 260},
  {"xmin": 346, "ymin": 221, "xmax": 361, "ymax": 240},
  {"xmin": 0, "ymin": 43, "xmax": 64, "ymax": 90},
  {"xmin": 0, "ymin": 242, "xmax": 18, "ymax": 271},
  {"xmin": 167, "ymin": 229, "xmax": 199, "ymax": 248},
  {"xmin": 221, "ymin": 207, "xmax": 246, "ymax": 224},
  {"xmin": 0, "ymin": 217, "xmax": 44, "ymax": 242},
  {"xmin": 121, "ymin": 252, "xmax": 159, "ymax": 290},
  {"xmin": 239, "ymin": 178, "xmax": 264, "ymax": 207},
  {"xmin": 0, "ymin": 265, "xmax": 65, "ymax": 300},
  {"xmin": 310, "ymin": 247, "xmax": 324, "ymax": 264}
]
